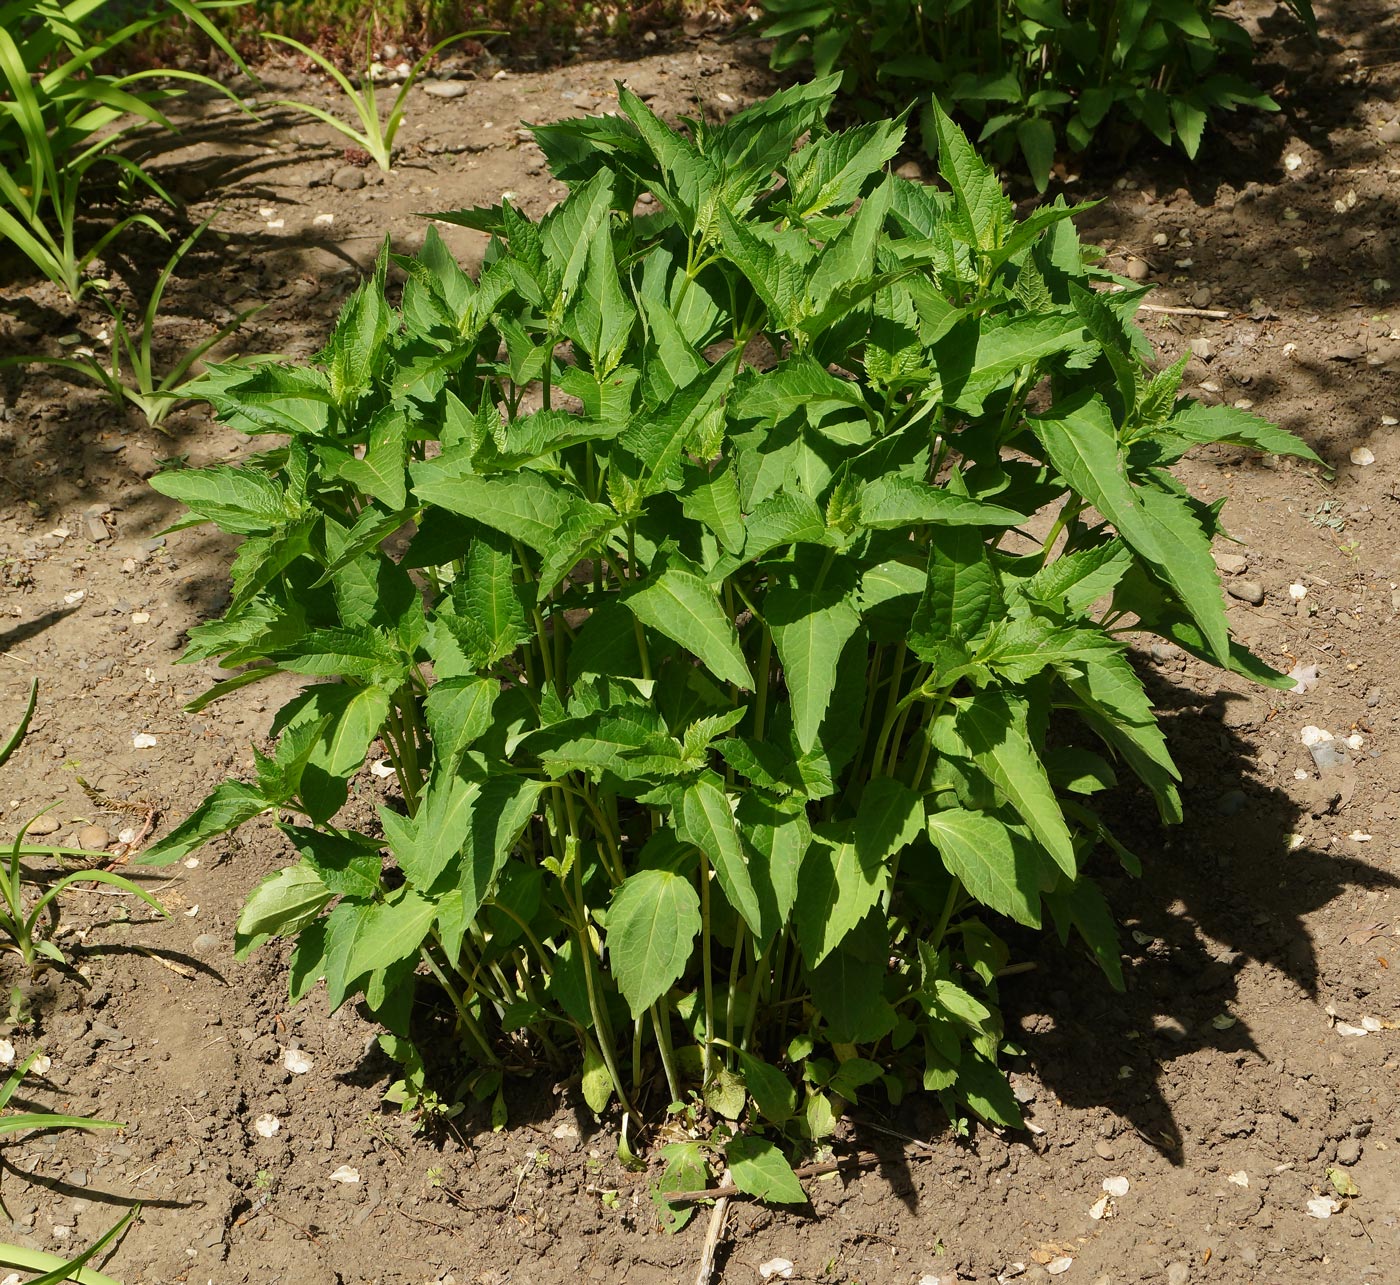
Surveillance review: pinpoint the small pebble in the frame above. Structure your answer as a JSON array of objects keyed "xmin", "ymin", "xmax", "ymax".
[
  {"xmin": 191, "ymin": 933, "xmax": 220, "ymax": 955},
  {"xmin": 1124, "ymin": 257, "xmax": 1150, "ymax": 282},
  {"xmin": 1166, "ymin": 1263, "xmax": 1190, "ymax": 1285},
  {"xmin": 76, "ymin": 825, "xmax": 109, "ymax": 851},
  {"xmin": 1335, "ymin": 1137, "xmax": 1362, "ymax": 1165},
  {"xmin": 332, "ymin": 166, "xmax": 366, "ymax": 191},
  {"xmin": 25, "ymin": 815, "xmax": 61, "ymax": 837},
  {"xmin": 1215, "ymin": 789, "xmax": 1247, "ymax": 817},
  {"xmin": 1226, "ymin": 580, "xmax": 1265, "ymax": 605},
  {"xmin": 1094, "ymin": 1139, "xmax": 1115, "ymax": 1161},
  {"xmin": 1214, "ymin": 552, "xmax": 1248, "ymax": 576},
  {"xmin": 421, "ymin": 79, "xmax": 468, "ymax": 99},
  {"xmin": 1379, "ymin": 118, "xmax": 1400, "ymax": 144},
  {"xmin": 1153, "ymin": 1015, "xmax": 1189, "ymax": 1042}
]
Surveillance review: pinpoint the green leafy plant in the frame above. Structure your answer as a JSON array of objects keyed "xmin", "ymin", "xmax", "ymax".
[
  {"xmin": 759, "ymin": 0, "xmax": 1317, "ymax": 188},
  {"xmin": 0, "ymin": 0, "xmax": 253, "ymax": 298},
  {"xmin": 0, "ymin": 682, "xmax": 170, "ymax": 970},
  {"xmin": 0, "ymin": 215, "xmax": 267, "ymax": 429},
  {"xmin": 141, "ymin": 80, "xmax": 1318, "ymax": 1205},
  {"xmin": 261, "ymin": 26, "xmax": 495, "ymax": 172}
]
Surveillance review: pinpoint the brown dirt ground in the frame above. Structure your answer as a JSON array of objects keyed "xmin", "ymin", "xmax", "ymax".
[{"xmin": 1, "ymin": 3, "xmax": 1399, "ymax": 1282}]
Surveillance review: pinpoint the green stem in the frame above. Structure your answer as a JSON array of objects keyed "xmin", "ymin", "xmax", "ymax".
[
  {"xmin": 562, "ymin": 792, "xmax": 636, "ymax": 1118},
  {"xmin": 739, "ymin": 936, "xmax": 774, "ymax": 1054},
  {"xmin": 752, "ymin": 622, "xmax": 773, "ymax": 742},
  {"xmin": 652, "ymin": 1003, "xmax": 683, "ymax": 1102},
  {"xmin": 699, "ymin": 847, "xmax": 715, "ymax": 1082},
  {"xmin": 930, "ymin": 876, "xmax": 964, "ymax": 952},
  {"xmin": 869, "ymin": 642, "xmax": 908, "ymax": 777},
  {"xmin": 420, "ymin": 943, "xmax": 498, "ymax": 1065},
  {"xmin": 725, "ymin": 920, "xmax": 746, "ymax": 1064}
]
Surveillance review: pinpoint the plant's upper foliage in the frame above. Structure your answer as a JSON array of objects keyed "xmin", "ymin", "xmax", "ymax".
[
  {"xmin": 759, "ymin": 0, "xmax": 1318, "ymax": 188},
  {"xmin": 144, "ymin": 78, "xmax": 1318, "ymax": 1191}
]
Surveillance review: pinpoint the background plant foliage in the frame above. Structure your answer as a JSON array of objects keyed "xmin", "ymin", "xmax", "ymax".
[
  {"xmin": 0, "ymin": 0, "xmax": 251, "ymax": 298},
  {"xmin": 759, "ymin": 0, "xmax": 1317, "ymax": 187},
  {"xmin": 142, "ymin": 78, "xmax": 1316, "ymax": 1202},
  {"xmin": 128, "ymin": 0, "xmax": 687, "ymax": 62}
]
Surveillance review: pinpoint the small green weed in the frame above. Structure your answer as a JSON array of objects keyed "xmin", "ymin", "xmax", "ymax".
[
  {"xmin": 0, "ymin": 217, "xmax": 267, "ymax": 430},
  {"xmin": 262, "ymin": 27, "xmax": 496, "ymax": 171}
]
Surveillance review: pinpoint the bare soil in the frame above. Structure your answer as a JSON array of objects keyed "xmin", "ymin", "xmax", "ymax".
[{"xmin": 0, "ymin": 4, "xmax": 1398, "ymax": 1282}]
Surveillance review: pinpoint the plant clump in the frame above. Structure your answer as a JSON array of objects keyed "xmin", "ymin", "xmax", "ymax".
[
  {"xmin": 142, "ymin": 78, "xmax": 1318, "ymax": 1203},
  {"xmin": 758, "ymin": 0, "xmax": 1318, "ymax": 187}
]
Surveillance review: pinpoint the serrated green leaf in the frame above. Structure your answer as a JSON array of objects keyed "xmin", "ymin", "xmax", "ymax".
[
  {"xmin": 235, "ymin": 863, "xmax": 332, "ymax": 958},
  {"xmin": 679, "ymin": 773, "xmax": 763, "ymax": 937},
  {"xmin": 321, "ymin": 258, "xmax": 391, "ymax": 404},
  {"xmin": 738, "ymin": 1051, "xmax": 798, "ymax": 1125},
  {"xmin": 280, "ymin": 825, "xmax": 383, "ymax": 899},
  {"xmin": 912, "ymin": 524, "xmax": 1001, "ymax": 651},
  {"xmin": 792, "ymin": 788, "xmax": 910, "ymax": 967},
  {"xmin": 956, "ymin": 691, "xmax": 1076, "ymax": 878},
  {"xmin": 150, "ymin": 466, "xmax": 292, "ymax": 535},
  {"xmin": 1059, "ymin": 648, "xmax": 1182, "ymax": 824},
  {"xmin": 681, "ymin": 461, "xmax": 746, "ymax": 553},
  {"xmin": 976, "ymin": 615, "xmax": 1123, "ymax": 683},
  {"xmin": 1045, "ymin": 875, "xmax": 1124, "ymax": 990},
  {"xmin": 726, "ymin": 1136, "xmax": 807, "ymax": 1204},
  {"xmin": 424, "ymin": 677, "xmax": 498, "ymax": 768},
  {"xmin": 1020, "ymin": 539, "xmax": 1132, "ymax": 613},
  {"xmin": 381, "ymin": 771, "xmax": 542, "ymax": 901},
  {"xmin": 927, "ymin": 97, "xmax": 1014, "ymax": 253},
  {"xmin": 410, "ymin": 457, "xmax": 572, "ymax": 554},
  {"xmin": 606, "ymin": 868, "xmax": 701, "ymax": 1018},
  {"xmin": 766, "ymin": 583, "xmax": 861, "ymax": 752},
  {"xmin": 785, "ymin": 116, "xmax": 906, "ymax": 218},
  {"xmin": 138, "ymin": 781, "xmax": 269, "ymax": 866},
  {"xmin": 273, "ymin": 628, "xmax": 407, "ymax": 688},
  {"xmin": 926, "ymin": 805, "xmax": 1042, "ymax": 927},
  {"xmin": 809, "ymin": 946, "xmax": 898, "ymax": 1043},
  {"xmin": 341, "ymin": 887, "xmax": 436, "ymax": 979},
  {"xmin": 956, "ymin": 1049, "xmax": 1022, "ymax": 1128},
  {"xmin": 1163, "ymin": 401, "xmax": 1322, "ymax": 464},
  {"xmin": 290, "ymin": 683, "xmax": 392, "ymax": 823},
  {"xmin": 620, "ymin": 349, "xmax": 739, "ymax": 495},
  {"xmin": 1032, "ymin": 392, "xmax": 1230, "ymax": 663},
  {"xmin": 338, "ymin": 404, "xmax": 408, "ymax": 510},
  {"xmin": 625, "ymin": 556, "xmax": 752, "ymax": 691},
  {"xmin": 859, "ymin": 475, "xmax": 1027, "ymax": 529}
]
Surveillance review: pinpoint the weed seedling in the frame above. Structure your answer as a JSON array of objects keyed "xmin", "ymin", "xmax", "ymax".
[
  {"xmin": 262, "ymin": 28, "xmax": 497, "ymax": 171},
  {"xmin": 0, "ymin": 216, "xmax": 268, "ymax": 431}
]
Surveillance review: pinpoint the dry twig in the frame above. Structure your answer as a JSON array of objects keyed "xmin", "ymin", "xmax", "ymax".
[{"xmin": 693, "ymin": 1170, "xmax": 732, "ymax": 1285}]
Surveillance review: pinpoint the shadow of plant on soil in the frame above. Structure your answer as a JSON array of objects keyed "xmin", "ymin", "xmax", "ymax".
[{"xmin": 1003, "ymin": 657, "xmax": 1397, "ymax": 1163}]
